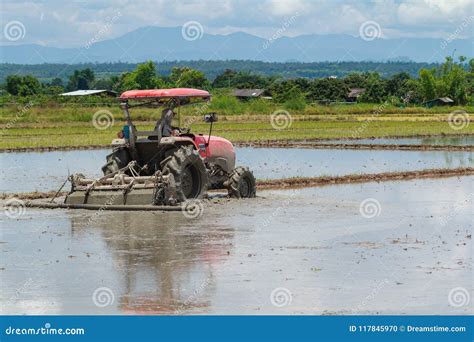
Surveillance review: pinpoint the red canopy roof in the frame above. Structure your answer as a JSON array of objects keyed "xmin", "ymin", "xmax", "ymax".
[{"xmin": 120, "ymin": 88, "xmax": 210, "ymax": 100}]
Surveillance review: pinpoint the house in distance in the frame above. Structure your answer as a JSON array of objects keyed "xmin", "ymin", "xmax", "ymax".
[{"xmin": 232, "ymin": 89, "xmax": 272, "ymax": 100}]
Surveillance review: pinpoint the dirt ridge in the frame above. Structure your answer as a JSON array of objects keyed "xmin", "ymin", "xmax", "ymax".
[
  {"xmin": 257, "ymin": 167, "xmax": 474, "ymax": 189},
  {"xmin": 2, "ymin": 133, "xmax": 473, "ymax": 153},
  {"xmin": 2, "ymin": 167, "xmax": 472, "ymax": 200}
]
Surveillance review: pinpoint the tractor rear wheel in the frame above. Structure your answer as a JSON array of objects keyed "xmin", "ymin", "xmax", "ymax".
[
  {"xmin": 227, "ymin": 167, "xmax": 256, "ymax": 198},
  {"xmin": 162, "ymin": 146, "xmax": 209, "ymax": 202}
]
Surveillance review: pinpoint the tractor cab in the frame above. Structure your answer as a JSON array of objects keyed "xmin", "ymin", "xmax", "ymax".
[{"xmin": 114, "ymin": 88, "xmax": 213, "ymax": 168}]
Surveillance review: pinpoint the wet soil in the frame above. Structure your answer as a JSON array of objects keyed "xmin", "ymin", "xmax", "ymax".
[{"xmin": 0, "ymin": 177, "xmax": 472, "ymax": 315}]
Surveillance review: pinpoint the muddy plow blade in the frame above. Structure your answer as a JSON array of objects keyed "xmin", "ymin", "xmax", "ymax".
[{"xmin": 65, "ymin": 162, "xmax": 178, "ymax": 207}]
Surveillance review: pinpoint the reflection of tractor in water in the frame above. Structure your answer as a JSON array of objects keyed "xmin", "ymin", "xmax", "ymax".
[
  {"xmin": 65, "ymin": 88, "xmax": 256, "ymax": 206},
  {"xmin": 70, "ymin": 211, "xmax": 233, "ymax": 314}
]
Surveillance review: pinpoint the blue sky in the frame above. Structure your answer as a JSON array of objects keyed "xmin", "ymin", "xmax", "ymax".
[{"xmin": 1, "ymin": 0, "xmax": 473, "ymax": 47}]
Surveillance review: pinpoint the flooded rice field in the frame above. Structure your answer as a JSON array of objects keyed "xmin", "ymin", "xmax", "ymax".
[
  {"xmin": 319, "ymin": 136, "xmax": 474, "ymax": 146},
  {"xmin": 1, "ymin": 147, "xmax": 473, "ymax": 193},
  {"xmin": 0, "ymin": 176, "xmax": 472, "ymax": 315},
  {"xmin": 1, "ymin": 136, "xmax": 472, "ymax": 315}
]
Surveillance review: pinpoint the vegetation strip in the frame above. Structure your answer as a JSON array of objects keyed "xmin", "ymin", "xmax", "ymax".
[
  {"xmin": 240, "ymin": 142, "xmax": 474, "ymax": 151},
  {"xmin": 2, "ymin": 133, "xmax": 473, "ymax": 153},
  {"xmin": 257, "ymin": 167, "xmax": 474, "ymax": 190},
  {"xmin": 2, "ymin": 168, "xmax": 472, "ymax": 201}
]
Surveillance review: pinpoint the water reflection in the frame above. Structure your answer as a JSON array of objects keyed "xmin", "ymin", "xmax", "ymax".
[{"xmin": 70, "ymin": 211, "xmax": 234, "ymax": 314}]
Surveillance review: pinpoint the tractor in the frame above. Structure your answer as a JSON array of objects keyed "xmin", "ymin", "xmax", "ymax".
[{"xmin": 64, "ymin": 88, "xmax": 256, "ymax": 206}]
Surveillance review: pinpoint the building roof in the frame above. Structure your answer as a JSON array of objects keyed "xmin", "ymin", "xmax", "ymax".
[
  {"xmin": 437, "ymin": 97, "xmax": 454, "ymax": 103},
  {"xmin": 347, "ymin": 88, "xmax": 366, "ymax": 98},
  {"xmin": 232, "ymin": 89, "xmax": 266, "ymax": 97},
  {"xmin": 60, "ymin": 89, "xmax": 117, "ymax": 96},
  {"xmin": 423, "ymin": 97, "xmax": 454, "ymax": 104}
]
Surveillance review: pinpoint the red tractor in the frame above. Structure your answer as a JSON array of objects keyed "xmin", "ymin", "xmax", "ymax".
[{"xmin": 65, "ymin": 88, "xmax": 256, "ymax": 206}]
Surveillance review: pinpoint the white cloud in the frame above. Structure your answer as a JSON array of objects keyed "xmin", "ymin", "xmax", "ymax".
[
  {"xmin": 264, "ymin": 0, "xmax": 310, "ymax": 16},
  {"xmin": 398, "ymin": 0, "xmax": 474, "ymax": 25},
  {"xmin": 1, "ymin": 0, "xmax": 473, "ymax": 47}
]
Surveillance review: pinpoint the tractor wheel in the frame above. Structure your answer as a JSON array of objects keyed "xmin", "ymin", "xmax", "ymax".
[
  {"xmin": 161, "ymin": 145, "xmax": 209, "ymax": 202},
  {"xmin": 227, "ymin": 167, "xmax": 256, "ymax": 198},
  {"xmin": 102, "ymin": 147, "xmax": 131, "ymax": 175}
]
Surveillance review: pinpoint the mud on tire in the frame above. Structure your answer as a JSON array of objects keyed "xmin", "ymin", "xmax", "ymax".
[
  {"xmin": 161, "ymin": 145, "xmax": 209, "ymax": 202},
  {"xmin": 101, "ymin": 147, "xmax": 131, "ymax": 175},
  {"xmin": 227, "ymin": 166, "xmax": 256, "ymax": 198}
]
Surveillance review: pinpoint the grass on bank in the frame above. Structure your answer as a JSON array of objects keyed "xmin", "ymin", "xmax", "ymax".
[
  {"xmin": 1, "ymin": 120, "xmax": 473, "ymax": 149},
  {"xmin": 0, "ymin": 99, "xmax": 473, "ymax": 125},
  {"xmin": 1, "ymin": 100, "xmax": 472, "ymax": 149}
]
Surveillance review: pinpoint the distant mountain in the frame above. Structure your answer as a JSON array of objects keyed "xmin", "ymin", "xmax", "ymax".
[{"xmin": 0, "ymin": 26, "xmax": 471, "ymax": 64}]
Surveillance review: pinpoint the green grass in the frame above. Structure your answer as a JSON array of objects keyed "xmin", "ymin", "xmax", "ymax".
[
  {"xmin": 1, "ymin": 100, "xmax": 472, "ymax": 125},
  {"xmin": 1, "ymin": 119, "xmax": 473, "ymax": 149},
  {"xmin": 0, "ymin": 102, "xmax": 472, "ymax": 149}
]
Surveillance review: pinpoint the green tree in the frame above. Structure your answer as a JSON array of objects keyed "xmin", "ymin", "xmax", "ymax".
[
  {"xmin": 134, "ymin": 61, "xmax": 160, "ymax": 89},
  {"xmin": 343, "ymin": 73, "xmax": 369, "ymax": 89},
  {"xmin": 50, "ymin": 77, "xmax": 64, "ymax": 87},
  {"xmin": 116, "ymin": 61, "xmax": 162, "ymax": 91},
  {"xmin": 358, "ymin": 73, "xmax": 388, "ymax": 103},
  {"xmin": 212, "ymin": 69, "xmax": 237, "ymax": 88},
  {"xmin": 6, "ymin": 75, "xmax": 41, "ymax": 96},
  {"xmin": 5, "ymin": 75, "xmax": 23, "ymax": 95},
  {"xmin": 386, "ymin": 72, "xmax": 411, "ymax": 97},
  {"xmin": 308, "ymin": 78, "xmax": 349, "ymax": 102},
  {"xmin": 212, "ymin": 69, "xmax": 273, "ymax": 89},
  {"xmin": 67, "ymin": 68, "xmax": 95, "ymax": 90},
  {"xmin": 170, "ymin": 67, "xmax": 209, "ymax": 88},
  {"xmin": 417, "ymin": 56, "xmax": 469, "ymax": 104}
]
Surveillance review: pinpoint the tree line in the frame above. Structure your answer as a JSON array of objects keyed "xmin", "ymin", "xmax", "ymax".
[
  {"xmin": 0, "ymin": 60, "xmax": 439, "ymax": 82},
  {"xmin": 2, "ymin": 57, "xmax": 473, "ymax": 105}
]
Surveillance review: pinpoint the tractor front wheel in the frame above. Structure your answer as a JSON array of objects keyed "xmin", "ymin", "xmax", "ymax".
[{"xmin": 226, "ymin": 167, "xmax": 256, "ymax": 198}]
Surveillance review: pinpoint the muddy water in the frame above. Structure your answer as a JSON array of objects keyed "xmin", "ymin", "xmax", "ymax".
[
  {"xmin": 0, "ymin": 176, "xmax": 472, "ymax": 315},
  {"xmin": 320, "ymin": 136, "xmax": 474, "ymax": 146},
  {"xmin": 1, "ymin": 147, "xmax": 473, "ymax": 193}
]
